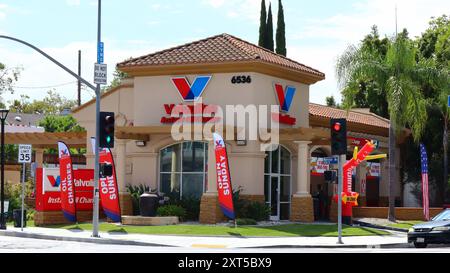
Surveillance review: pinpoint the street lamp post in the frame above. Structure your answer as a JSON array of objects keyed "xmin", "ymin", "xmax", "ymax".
[{"xmin": 0, "ymin": 109, "xmax": 9, "ymax": 230}]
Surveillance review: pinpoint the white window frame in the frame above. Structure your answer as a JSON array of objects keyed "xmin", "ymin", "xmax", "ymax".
[{"xmin": 159, "ymin": 141, "xmax": 208, "ymax": 199}]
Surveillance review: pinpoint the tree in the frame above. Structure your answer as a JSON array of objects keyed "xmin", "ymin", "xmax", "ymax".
[
  {"xmin": 336, "ymin": 34, "xmax": 439, "ymax": 221},
  {"xmin": 38, "ymin": 115, "xmax": 85, "ymax": 133},
  {"xmin": 0, "ymin": 62, "xmax": 20, "ymax": 95},
  {"xmin": 258, "ymin": 0, "xmax": 267, "ymax": 48},
  {"xmin": 417, "ymin": 15, "xmax": 450, "ymax": 203},
  {"xmin": 341, "ymin": 26, "xmax": 390, "ymax": 118},
  {"xmin": 275, "ymin": 0, "xmax": 286, "ymax": 56},
  {"xmin": 102, "ymin": 68, "xmax": 128, "ymax": 93},
  {"xmin": 265, "ymin": 3, "xmax": 274, "ymax": 52},
  {"xmin": 8, "ymin": 90, "xmax": 77, "ymax": 115},
  {"xmin": 325, "ymin": 96, "xmax": 337, "ymax": 107}
]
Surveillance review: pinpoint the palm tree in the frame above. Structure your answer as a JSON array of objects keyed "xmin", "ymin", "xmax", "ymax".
[
  {"xmin": 431, "ymin": 72, "xmax": 450, "ymax": 203},
  {"xmin": 336, "ymin": 35, "xmax": 434, "ymax": 222}
]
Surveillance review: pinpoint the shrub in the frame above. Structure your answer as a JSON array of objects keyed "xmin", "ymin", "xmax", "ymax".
[
  {"xmin": 5, "ymin": 183, "xmax": 22, "ymax": 211},
  {"xmin": 236, "ymin": 218, "xmax": 257, "ymax": 226},
  {"xmin": 244, "ymin": 201, "xmax": 271, "ymax": 221},
  {"xmin": 26, "ymin": 209, "xmax": 35, "ymax": 221},
  {"xmin": 164, "ymin": 192, "xmax": 200, "ymax": 221},
  {"xmin": 157, "ymin": 205, "xmax": 186, "ymax": 221},
  {"xmin": 233, "ymin": 187, "xmax": 270, "ymax": 222}
]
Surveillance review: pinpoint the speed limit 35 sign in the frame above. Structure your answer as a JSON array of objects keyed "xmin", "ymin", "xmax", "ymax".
[{"xmin": 18, "ymin": 144, "xmax": 32, "ymax": 163}]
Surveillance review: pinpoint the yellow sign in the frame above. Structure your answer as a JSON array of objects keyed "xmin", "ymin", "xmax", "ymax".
[{"xmin": 341, "ymin": 192, "xmax": 359, "ymax": 206}]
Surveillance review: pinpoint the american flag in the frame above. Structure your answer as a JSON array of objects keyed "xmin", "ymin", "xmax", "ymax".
[{"xmin": 420, "ymin": 144, "xmax": 430, "ymax": 221}]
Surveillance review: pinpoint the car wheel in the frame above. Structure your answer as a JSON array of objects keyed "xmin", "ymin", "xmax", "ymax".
[{"xmin": 414, "ymin": 242, "xmax": 428, "ymax": 248}]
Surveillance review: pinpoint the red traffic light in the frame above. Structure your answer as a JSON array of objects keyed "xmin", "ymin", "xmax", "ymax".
[{"xmin": 333, "ymin": 122, "xmax": 342, "ymax": 132}]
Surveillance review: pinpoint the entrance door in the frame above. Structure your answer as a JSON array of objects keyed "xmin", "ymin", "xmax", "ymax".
[
  {"xmin": 265, "ymin": 146, "xmax": 292, "ymax": 221},
  {"xmin": 366, "ymin": 177, "xmax": 380, "ymax": 207},
  {"xmin": 270, "ymin": 176, "xmax": 280, "ymax": 221}
]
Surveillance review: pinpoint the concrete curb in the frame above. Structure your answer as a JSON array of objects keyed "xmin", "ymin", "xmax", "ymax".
[
  {"xmin": 244, "ymin": 243, "xmax": 411, "ymax": 249},
  {"xmin": 353, "ymin": 220, "xmax": 408, "ymax": 233},
  {"xmin": 0, "ymin": 229, "xmax": 410, "ymax": 249},
  {"xmin": 0, "ymin": 230, "xmax": 174, "ymax": 248}
]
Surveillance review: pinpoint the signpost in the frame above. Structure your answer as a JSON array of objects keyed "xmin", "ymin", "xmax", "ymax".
[
  {"xmin": 94, "ymin": 63, "xmax": 107, "ymax": 85},
  {"xmin": 18, "ymin": 144, "xmax": 32, "ymax": 231},
  {"xmin": 323, "ymin": 156, "xmax": 338, "ymax": 165},
  {"xmin": 97, "ymin": 42, "xmax": 104, "ymax": 64}
]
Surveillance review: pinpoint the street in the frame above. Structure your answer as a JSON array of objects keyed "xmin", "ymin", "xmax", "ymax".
[{"xmin": 0, "ymin": 236, "xmax": 449, "ymax": 253}]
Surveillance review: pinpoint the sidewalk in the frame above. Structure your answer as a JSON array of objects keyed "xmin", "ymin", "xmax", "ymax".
[{"xmin": 0, "ymin": 226, "xmax": 409, "ymax": 249}]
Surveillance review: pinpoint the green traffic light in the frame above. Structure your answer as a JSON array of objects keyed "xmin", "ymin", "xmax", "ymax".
[{"xmin": 106, "ymin": 136, "xmax": 111, "ymax": 143}]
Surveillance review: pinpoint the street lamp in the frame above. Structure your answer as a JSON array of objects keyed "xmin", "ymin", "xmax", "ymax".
[{"xmin": 0, "ymin": 109, "xmax": 9, "ymax": 230}]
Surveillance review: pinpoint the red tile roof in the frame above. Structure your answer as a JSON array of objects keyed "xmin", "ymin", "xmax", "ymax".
[
  {"xmin": 117, "ymin": 33, "xmax": 325, "ymax": 79},
  {"xmin": 309, "ymin": 103, "xmax": 390, "ymax": 129}
]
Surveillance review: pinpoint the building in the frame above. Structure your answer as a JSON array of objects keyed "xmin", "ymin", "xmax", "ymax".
[{"xmin": 72, "ymin": 34, "xmax": 406, "ymax": 223}]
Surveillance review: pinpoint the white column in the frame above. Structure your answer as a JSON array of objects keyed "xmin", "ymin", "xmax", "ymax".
[
  {"xmin": 115, "ymin": 139, "xmax": 127, "ymax": 192},
  {"xmin": 206, "ymin": 140, "xmax": 217, "ymax": 194},
  {"xmin": 294, "ymin": 141, "xmax": 312, "ymax": 197}
]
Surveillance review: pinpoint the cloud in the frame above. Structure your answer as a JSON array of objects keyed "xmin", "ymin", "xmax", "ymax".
[
  {"xmin": 0, "ymin": 4, "xmax": 8, "ymax": 20},
  {"xmin": 66, "ymin": 0, "xmax": 81, "ymax": 6},
  {"xmin": 203, "ymin": 0, "xmax": 263, "ymax": 23},
  {"xmin": 287, "ymin": 0, "xmax": 450, "ymax": 104},
  {"xmin": 0, "ymin": 40, "xmax": 159, "ymax": 105}
]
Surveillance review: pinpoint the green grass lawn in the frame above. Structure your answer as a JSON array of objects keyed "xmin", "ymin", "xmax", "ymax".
[
  {"xmin": 38, "ymin": 223, "xmax": 390, "ymax": 237},
  {"xmin": 387, "ymin": 221, "xmax": 423, "ymax": 230}
]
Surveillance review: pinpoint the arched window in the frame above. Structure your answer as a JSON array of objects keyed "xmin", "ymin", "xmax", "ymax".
[{"xmin": 159, "ymin": 142, "xmax": 208, "ymax": 199}]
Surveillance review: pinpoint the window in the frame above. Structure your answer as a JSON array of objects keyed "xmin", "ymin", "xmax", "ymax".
[{"xmin": 159, "ymin": 142, "xmax": 208, "ymax": 199}]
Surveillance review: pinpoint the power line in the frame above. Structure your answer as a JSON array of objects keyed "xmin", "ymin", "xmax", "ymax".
[{"xmin": 13, "ymin": 81, "xmax": 77, "ymax": 89}]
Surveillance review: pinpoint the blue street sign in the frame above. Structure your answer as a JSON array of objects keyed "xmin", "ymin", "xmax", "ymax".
[
  {"xmin": 323, "ymin": 156, "xmax": 338, "ymax": 165},
  {"xmin": 97, "ymin": 42, "xmax": 104, "ymax": 64},
  {"xmin": 448, "ymin": 95, "xmax": 450, "ymax": 108}
]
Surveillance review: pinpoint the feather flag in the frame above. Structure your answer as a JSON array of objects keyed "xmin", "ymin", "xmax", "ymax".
[
  {"xmin": 420, "ymin": 143, "xmax": 430, "ymax": 221},
  {"xmin": 213, "ymin": 133, "xmax": 235, "ymax": 220},
  {"xmin": 58, "ymin": 142, "xmax": 77, "ymax": 222},
  {"xmin": 91, "ymin": 138, "xmax": 122, "ymax": 222}
]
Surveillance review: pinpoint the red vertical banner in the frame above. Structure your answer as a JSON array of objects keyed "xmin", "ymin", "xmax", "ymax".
[
  {"xmin": 213, "ymin": 133, "xmax": 235, "ymax": 220},
  {"xmin": 91, "ymin": 138, "xmax": 121, "ymax": 222},
  {"xmin": 58, "ymin": 141, "xmax": 77, "ymax": 222}
]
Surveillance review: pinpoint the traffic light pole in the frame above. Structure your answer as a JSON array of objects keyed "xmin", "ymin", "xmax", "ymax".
[
  {"xmin": 337, "ymin": 154, "xmax": 345, "ymax": 244},
  {"xmin": 92, "ymin": 0, "xmax": 101, "ymax": 238}
]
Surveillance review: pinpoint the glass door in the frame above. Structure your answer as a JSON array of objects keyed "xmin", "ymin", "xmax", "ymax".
[
  {"xmin": 270, "ymin": 176, "xmax": 280, "ymax": 221},
  {"xmin": 265, "ymin": 146, "xmax": 292, "ymax": 221}
]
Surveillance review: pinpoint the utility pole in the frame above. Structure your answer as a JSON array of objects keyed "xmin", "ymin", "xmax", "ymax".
[
  {"xmin": 337, "ymin": 154, "xmax": 345, "ymax": 244},
  {"xmin": 92, "ymin": 0, "xmax": 102, "ymax": 238},
  {"xmin": 78, "ymin": 50, "xmax": 81, "ymax": 107}
]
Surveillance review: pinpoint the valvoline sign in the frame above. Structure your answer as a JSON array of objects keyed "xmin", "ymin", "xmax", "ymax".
[
  {"xmin": 36, "ymin": 168, "xmax": 101, "ymax": 212},
  {"xmin": 272, "ymin": 83, "xmax": 297, "ymax": 125},
  {"xmin": 172, "ymin": 76, "xmax": 211, "ymax": 102},
  {"xmin": 274, "ymin": 83, "xmax": 296, "ymax": 113}
]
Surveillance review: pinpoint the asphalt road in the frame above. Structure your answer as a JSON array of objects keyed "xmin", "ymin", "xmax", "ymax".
[{"xmin": 0, "ymin": 236, "xmax": 449, "ymax": 253}]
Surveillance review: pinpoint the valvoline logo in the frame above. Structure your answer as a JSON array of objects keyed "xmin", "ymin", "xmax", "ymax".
[
  {"xmin": 47, "ymin": 175, "xmax": 61, "ymax": 188},
  {"xmin": 172, "ymin": 76, "xmax": 212, "ymax": 102},
  {"xmin": 60, "ymin": 148, "xmax": 69, "ymax": 158},
  {"xmin": 274, "ymin": 83, "xmax": 296, "ymax": 112}
]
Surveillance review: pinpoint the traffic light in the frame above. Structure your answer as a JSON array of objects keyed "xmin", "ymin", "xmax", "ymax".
[
  {"xmin": 324, "ymin": 170, "xmax": 337, "ymax": 183},
  {"xmin": 331, "ymin": 118, "xmax": 347, "ymax": 155},
  {"xmin": 100, "ymin": 112, "xmax": 115, "ymax": 148},
  {"xmin": 99, "ymin": 163, "xmax": 113, "ymax": 178}
]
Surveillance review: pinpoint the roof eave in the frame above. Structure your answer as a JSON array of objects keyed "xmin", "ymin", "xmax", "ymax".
[{"xmin": 117, "ymin": 60, "xmax": 325, "ymax": 85}]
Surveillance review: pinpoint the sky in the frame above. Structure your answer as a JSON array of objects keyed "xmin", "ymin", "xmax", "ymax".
[{"xmin": 0, "ymin": 0, "xmax": 448, "ymax": 106}]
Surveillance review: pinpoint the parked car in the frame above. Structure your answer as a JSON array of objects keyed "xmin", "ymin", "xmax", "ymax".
[{"xmin": 408, "ymin": 209, "xmax": 450, "ymax": 248}]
